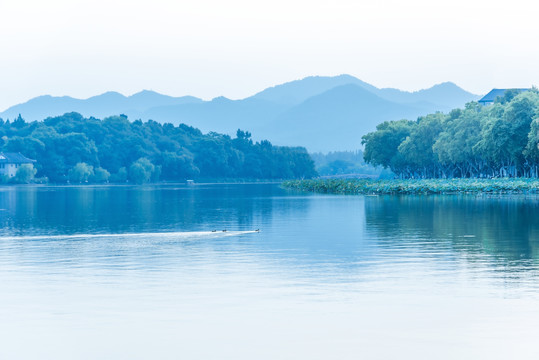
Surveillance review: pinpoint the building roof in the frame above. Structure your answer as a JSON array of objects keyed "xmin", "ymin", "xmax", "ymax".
[
  {"xmin": 478, "ymin": 88, "xmax": 529, "ymax": 103},
  {"xmin": 0, "ymin": 152, "xmax": 36, "ymax": 164}
]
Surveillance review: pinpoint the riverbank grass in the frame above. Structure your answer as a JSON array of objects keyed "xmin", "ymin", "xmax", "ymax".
[{"xmin": 282, "ymin": 178, "xmax": 539, "ymax": 195}]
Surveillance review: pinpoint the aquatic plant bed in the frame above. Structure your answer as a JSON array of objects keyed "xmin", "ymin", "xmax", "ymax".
[{"xmin": 282, "ymin": 178, "xmax": 539, "ymax": 195}]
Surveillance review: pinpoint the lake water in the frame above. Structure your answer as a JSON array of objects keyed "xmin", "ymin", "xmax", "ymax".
[{"xmin": 1, "ymin": 183, "xmax": 539, "ymax": 359}]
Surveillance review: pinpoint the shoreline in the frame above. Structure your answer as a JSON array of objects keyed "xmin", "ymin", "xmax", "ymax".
[
  {"xmin": 0, "ymin": 180, "xmax": 284, "ymax": 188},
  {"xmin": 282, "ymin": 178, "xmax": 539, "ymax": 195}
]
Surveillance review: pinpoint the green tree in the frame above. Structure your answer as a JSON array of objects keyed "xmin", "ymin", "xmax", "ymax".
[
  {"xmin": 504, "ymin": 93, "xmax": 538, "ymax": 175},
  {"xmin": 433, "ymin": 105, "xmax": 483, "ymax": 177},
  {"xmin": 68, "ymin": 162, "xmax": 94, "ymax": 183},
  {"xmin": 91, "ymin": 167, "xmax": 110, "ymax": 183},
  {"xmin": 110, "ymin": 167, "xmax": 128, "ymax": 183},
  {"xmin": 129, "ymin": 158, "xmax": 155, "ymax": 184},
  {"xmin": 14, "ymin": 164, "xmax": 37, "ymax": 183},
  {"xmin": 495, "ymin": 89, "xmax": 522, "ymax": 104},
  {"xmin": 398, "ymin": 113, "xmax": 445, "ymax": 178},
  {"xmin": 0, "ymin": 112, "xmax": 317, "ymax": 183},
  {"xmin": 160, "ymin": 151, "xmax": 199, "ymax": 180},
  {"xmin": 362, "ymin": 119, "xmax": 416, "ymax": 176}
]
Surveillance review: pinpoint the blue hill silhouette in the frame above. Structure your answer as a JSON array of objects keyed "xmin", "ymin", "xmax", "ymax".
[{"xmin": 0, "ymin": 75, "xmax": 479, "ymax": 151}]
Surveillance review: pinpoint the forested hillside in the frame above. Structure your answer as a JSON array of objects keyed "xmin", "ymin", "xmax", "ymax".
[
  {"xmin": 0, "ymin": 113, "xmax": 316, "ymax": 183},
  {"xmin": 362, "ymin": 89, "xmax": 539, "ymax": 178}
]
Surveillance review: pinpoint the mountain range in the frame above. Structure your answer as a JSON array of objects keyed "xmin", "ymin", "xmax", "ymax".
[{"xmin": 0, "ymin": 75, "xmax": 480, "ymax": 152}]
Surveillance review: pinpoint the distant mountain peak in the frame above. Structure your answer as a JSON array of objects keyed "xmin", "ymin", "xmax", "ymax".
[
  {"xmin": 211, "ymin": 96, "xmax": 232, "ymax": 102},
  {"xmin": 129, "ymin": 90, "xmax": 166, "ymax": 99},
  {"xmin": 0, "ymin": 76, "xmax": 479, "ymax": 152},
  {"xmin": 434, "ymin": 81, "xmax": 458, "ymax": 86},
  {"xmin": 130, "ymin": 89, "xmax": 163, "ymax": 97},
  {"xmin": 251, "ymin": 74, "xmax": 378, "ymax": 105},
  {"xmin": 428, "ymin": 81, "xmax": 464, "ymax": 90},
  {"xmin": 92, "ymin": 91, "xmax": 125, "ymax": 98}
]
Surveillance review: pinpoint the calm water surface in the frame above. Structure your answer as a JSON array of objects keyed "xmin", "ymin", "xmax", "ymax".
[{"xmin": 1, "ymin": 183, "xmax": 539, "ymax": 359}]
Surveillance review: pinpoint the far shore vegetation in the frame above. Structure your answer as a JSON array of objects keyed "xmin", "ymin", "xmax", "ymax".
[
  {"xmin": 0, "ymin": 112, "xmax": 316, "ymax": 184},
  {"xmin": 361, "ymin": 89, "xmax": 539, "ymax": 179},
  {"xmin": 5, "ymin": 88, "xmax": 539, "ymax": 187},
  {"xmin": 286, "ymin": 89, "xmax": 539, "ymax": 195},
  {"xmin": 282, "ymin": 178, "xmax": 539, "ymax": 195}
]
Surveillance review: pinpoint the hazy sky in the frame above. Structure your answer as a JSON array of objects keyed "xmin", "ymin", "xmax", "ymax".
[{"xmin": 1, "ymin": 0, "xmax": 538, "ymax": 110}]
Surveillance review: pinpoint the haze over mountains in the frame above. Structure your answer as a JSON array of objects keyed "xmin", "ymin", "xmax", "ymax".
[{"xmin": 0, "ymin": 75, "xmax": 480, "ymax": 152}]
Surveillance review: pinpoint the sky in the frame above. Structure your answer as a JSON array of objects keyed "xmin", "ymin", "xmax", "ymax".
[{"xmin": 0, "ymin": 0, "xmax": 538, "ymax": 111}]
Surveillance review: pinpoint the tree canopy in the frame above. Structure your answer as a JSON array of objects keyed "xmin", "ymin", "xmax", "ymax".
[
  {"xmin": 0, "ymin": 113, "xmax": 317, "ymax": 183},
  {"xmin": 362, "ymin": 90, "xmax": 539, "ymax": 178}
]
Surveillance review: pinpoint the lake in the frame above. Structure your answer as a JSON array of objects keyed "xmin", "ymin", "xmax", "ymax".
[{"xmin": 1, "ymin": 183, "xmax": 539, "ymax": 359}]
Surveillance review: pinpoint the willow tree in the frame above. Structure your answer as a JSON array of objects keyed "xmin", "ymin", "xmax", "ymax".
[
  {"xmin": 524, "ymin": 117, "xmax": 539, "ymax": 177},
  {"xmin": 474, "ymin": 94, "xmax": 537, "ymax": 177},
  {"xmin": 433, "ymin": 103, "xmax": 483, "ymax": 177},
  {"xmin": 398, "ymin": 113, "xmax": 445, "ymax": 178},
  {"xmin": 504, "ymin": 93, "xmax": 538, "ymax": 175},
  {"xmin": 362, "ymin": 90, "xmax": 539, "ymax": 179},
  {"xmin": 362, "ymin": 119, "xmax": 416, "ymax": 177}
]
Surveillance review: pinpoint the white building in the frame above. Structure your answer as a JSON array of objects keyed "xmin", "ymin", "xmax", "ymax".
[{"xmin": 0, "ymin": 152, "xmax": 36, "ymax": 178}]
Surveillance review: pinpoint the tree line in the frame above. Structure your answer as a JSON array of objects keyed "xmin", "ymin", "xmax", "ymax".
[
  {"xmin": 362, "ymin": 89, "xmax": 539, "ymax": 178},
  {"xmin": 0, "ymin": 112, "xmax": 317, "ymax": 183}
]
